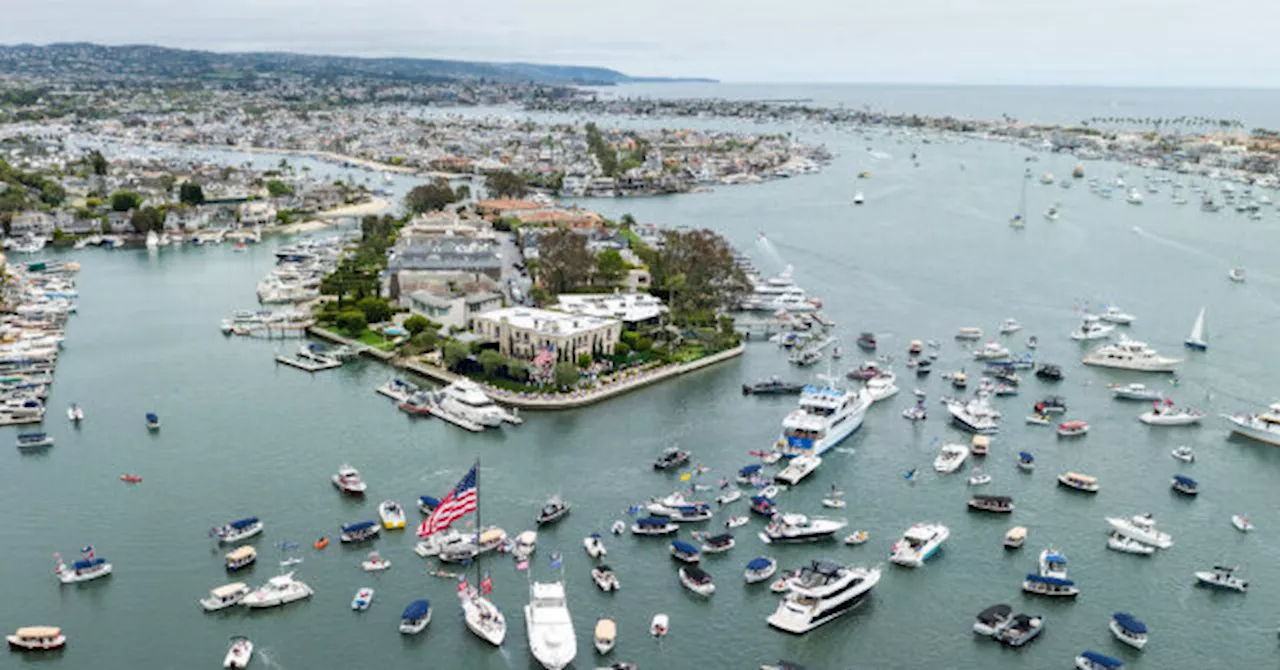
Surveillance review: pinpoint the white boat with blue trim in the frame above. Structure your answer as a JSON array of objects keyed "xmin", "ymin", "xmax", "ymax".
[{"xmin": 774, "ymin": 379, "xmax": 871, "ymax": 457}]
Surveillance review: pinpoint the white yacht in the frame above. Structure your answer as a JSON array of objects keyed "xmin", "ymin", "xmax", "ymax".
[
  {"xmin": 1109, "ymin": 383, "xmax": 1162, "ymax": 401},
  {"xmin": 200, "ymin": 582, "xmax": 251, "ymax": 611},
  {"xmin": 945, "ymin": 392, "xmax": 1001, "ymax": 433},
  {"xmin": 933, "ymin": 443, "xmax": 970, "ymax": 473},
  {"xmin": 774, "ymin": 455, "xmax": 822, "ymax": 485},
  {"xmin": 242, "ymin": 572, "xmax": 314, "ymax": 608},
  {"xmin": 1194, "ymin": 565, "xmax": 1247, "ymax": 592},
  {"xmin": 774, "ymin": 381, "xmax": 872, "ymax": 457},
  {"xmin": 1107, "ymin": 532, "xmax": 1155, "ymax": 555},
  {"xmin": 1126, "ymin": 187, "xmax": 1144, "ymax": 204},
  {"xmin": 766, "ymin": 561, "xmax": 881, "ymax": 634},
  {"xmin": 1221, "ymin": 403, "xmax": 1280, "ymax": 446},
  {"xmin": 1105, "ymin": 514, "xmax": 1173, "ymax": 549},
  {"xmin": 1099, "ymin": 306, "xmax": 1136, "ymax": 325},
  {"xmin": 378, "ymin": 500, "xmax": 406, "ymax": 530},
  {"xmin": 54, "ymin": 552, "xmax": 112, "ymax": 584},
  {"xmin": 759, "ymin": 513, "xmax": 847, "ymax": 544},
  {"xmin": 889, "ymin": 523, "xmax": 950, "ymax": 567},
  {"xmin": 1069, "ymin": 315, "xmax": 1115, "ymax": 341},
  {"xmin": 461, "ymin": 586, "xmax": 507, "ymax": 646},
  {"xmin": 1082, "ymin": 337, "xmax": 1181, "ymax": 372},
  {"xmin": 972, "ymin": 341, "xmax": 1010, "ymax": 360},
  {"xmin": 864, "ymin": 372, "xmax": 899, "ymax": 402},
  {"xmin": 436, "ymin": 379, "xmax": 520, "ymax": 427},
  {"xmin": 1139, "ymin": 404, "xmax": 1205, "ymax": 426},
  {"xmin": 210, "ymin": 517, "xmax": 263, "ymax": 544},
  {"xmin": 998, "ymin": 318, "xmax": 1022, "ymax": 334},
  {"xmin": 525, "ymin": 580, "xmax": 577, "ymax": 670}
]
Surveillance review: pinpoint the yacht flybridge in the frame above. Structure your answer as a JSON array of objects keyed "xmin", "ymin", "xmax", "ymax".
[
  {"xmin": 775, "ymin": 379, "xmax": 871, "ymax": 457},
  {"xmin": 766, "ymin": 560, "xmax": 882, "ymax": 634},
  {"xmin": 1082, "ymin": 337, "xmax": 1181, "ymax": 373}
]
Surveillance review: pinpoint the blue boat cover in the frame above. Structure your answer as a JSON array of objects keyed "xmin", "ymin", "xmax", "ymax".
[
  {"xmin": 1112, "ymin": 612, "xmax": 1147, "ymax": 634},
  {"xmin": 419, "ymin": 495, "xmax": 440, "ymax": 507},
  {"xmin": 342, "ymin": 520, "xmax": 376, "ymax": 533},
  {"xmin": 1019, "ymin": 451, "xmax": 1035, "ymax": 461},
  {"xmin": 1044, "ymin": 553, "xmax": 1066, "ymax": 565},
  {"xmin": 589, "ymin": 533, "xmax": 601, "ymax": 539},
  {"xmin": 739, "ymin": 464, "xmax": 763, "ymax": 475},
  {"xmin": 671, "ymin": 539, "xmax": 699, "ymax": 554},
  {"xmin": 1025, "ymin": 574, "xmax": 1075, "ymax": 586},
  {"xmin": 636, "ymin": 517, "xmax": 670, "ymax": 527},
  {"xmin": 18, "ymin": 432, "xmax": 46, "ymax": 439},
  {"xmin": 1081, "ymin": 650, "xmax": 1124, "ymax": 668},
  {"xmin": 746, "ymin": 557, "xmax": 773, "ymax": 571},
  {"xmin": 229, "ymin": 517, "xmax": 259, "ymax": 529},
  {"xmin": 401, "ymin": 599, "xmax": 431, "ymax": 620},
  {"xmin": 72, "ymin": 557, "xmax": 106, "ymax": 570},
  {"xmin": 677, "ymin": 504, "xmax": 709, "ymax": 513},
  {"xmin": 145, "ymin": 412, "xmax": 158, "ymax": 422},
  {"xmin": 749, "ymin": 495, "xmax": 775, "ymax": 505},
  {"xmin": 1173, "ymin": 475, "xmax": 1197, "ymax": 486}
]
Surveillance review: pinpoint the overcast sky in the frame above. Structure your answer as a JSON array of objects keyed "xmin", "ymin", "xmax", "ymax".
[{"xmin": 6, "ymin": 0, "xmax": 1280, "ymax": 86}]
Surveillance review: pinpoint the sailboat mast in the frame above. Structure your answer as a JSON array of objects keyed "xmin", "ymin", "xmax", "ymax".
[{"xmin": 474, "ymin": 457, "xmax": 482, "ymax": 585}]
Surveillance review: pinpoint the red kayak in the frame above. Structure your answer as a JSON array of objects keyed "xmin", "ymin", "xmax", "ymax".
[{"xmin": 120, "ymin": 474, "xmax": 143, "ymax": 483}]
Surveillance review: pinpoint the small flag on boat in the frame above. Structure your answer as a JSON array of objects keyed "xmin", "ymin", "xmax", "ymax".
[
  {"xmin": 516, "ymin": 560, "xmax": 530, "ymax": 571},
  {"xmin": 626, "ymin": 504, "xmax": 641, "ymax": 516},
  {"xmin": 457, "ymin": 575, "xmax": 468, "ymax": 593},
  {"xmin": 480, "ymin": 573, "xmax": 493, "ymax": 595},
  {"xmin": 550, "ymin": 552, "xmax": 562, "ymax": 569},
  {"xmin": 82, "ymin": 546, "xmax": 94, "ymax": 559},
  {"xmin": 418, "ymin": 463, "xmax": 478, "ymax": 538}
]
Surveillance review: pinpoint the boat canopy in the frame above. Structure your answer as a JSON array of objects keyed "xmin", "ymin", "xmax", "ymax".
[
  {"xmin": 1213, "ymin": 565, "xmax": 1238, "ymax": 572},
  {"xmin": 1025, "ymin": 574, "xmax": 1074, "ymax": 586},
  {"xmin": 14, "ymin": 626, "xmax": 60, "ymax": 638},
  {"xmin": 683, "ymin": 566, "xmax": 711, "ymax": 582},
  {"xmin": 226, "ymin": 546, "xmax": 256, "ymax": 561},
  {"xmin": 671, "ymin": 539, "xmax": 699, "ymax": 555},
  {"xmin": 211, "ymin": 582, "xmax": 248, "ymax": 598},
  {"xmin": 595, "ymin": 618, "xmax": 617, "ymax": 639},
  {"xmin": 72, "ymin": 557, "xmax": 107, "ymax": 570},
  {"xmin": 1044, "ymin": 552, "xmax": 1067, "ymax": 565},
  {"xmin": 636, "ymin": 516, "xmax": 671, "ymax": 527},
  {"xmin": 676, "ymin": 504, "xmax": 710, "ymax": 513},
  {"xmin": 401, "ymin": 599, "xmax": 431, "ymax": 620},
  {"xmin": 973, "ymin": 494, "xmax": 1013, "ymax": 503},
  {"xmin": 228, "ymin": 517, "xmax": 260, "ymax": 529},
  {"xmin": 1081, "ymin": 650, "xmax": 1124, "ymax": 668},
  {"xmin": 145, "ymin": 412, "xmax": 158, "ymax": 422},
  {"xmin": 1060, "ymin": 421, "xmax": 1087, "ymax": 429},
  {"xmin": 976, "ymin": 603, "xmax": 1012, "ymax": 623},
  {"xmin": 739, "ymin": 464, "xmax": 763, "ymax": 476},
  {"xmin": 17, "ymin": 432, "xmax": 47, "ymax": 439},
  {"xmin": 1005, "ymin": 527, "xmax": 1027, "ymax": 540},
  {"xmin": 1112, "ymin": 612, "xmax": 1147, "ymax": 634},
  {"xmin": 418, "ymin": 495, "xmax": 439, "ymax": 507},
  {"xmin": 1018, "ymin": 451, "xmax": 1034, "ymax": 461},
  {"xmin": 1063, "ymin": 472, "xmax": 1096, "ymax": 483},
  {"xmin": 342, "ymin": 520, "xmax": 376, "ymax": 533},
  {"xmin": 595, "ymin": 564, "xmax": 613, "ymax": 573},
  {"xmin": 746, "ymin": 557, "xmax": 774, "ymax": 571},
  {"xmin": 706, "ymin": 534, "xmax": 734, "ymax": 546},
  {"xmin": 749, "ymin": 495, "xmax": 774, "ymax": 505},
  {"xmin": 1173, "ymin": 475, "xmax": 1198, "ymax": 487}
]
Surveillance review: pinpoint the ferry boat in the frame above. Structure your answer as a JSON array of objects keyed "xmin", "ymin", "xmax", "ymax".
[
  {"xmin": 889, "ymin": 523, "xmax": 950, "ymax": 567},
  {"xmin": 525, "ymin": 580, "xmax": 577, "ymax": 669},
  {"xmin": 759, "ymin": 513, "xmax": 847, "ymax": 544},
  {"xmin": 774, "ymin": 381, "xmax": 871, "ymax": 457},
  {"xmin": 7, "ymin": 626, "xmax": 65, "ymax": 651},
  {"xmin": 1221, "ymin": 403, "xmax": 1280, "ymax": 445},
  {"xmin": 224, "ymin": 546, "xmax": 257, "ymax": 571},
  {"xmin": 242, "ymin": 572, "xmax": 313, "ymax": 608},
  {"xmin": 766, "ymin": 561, "xmax": 881, "ymax": 634},
  {"xmin": 340, "ymin": 521, "xmax": 381, "ymax": 543},
  {"xmin": 399, "ymin": 600, "xmax": 433, "ymax": 634},
  {"xmin": 54, "ymin": 549, "xmax": 112, "ymax": 584},
  {"xmin": 332, "ymin": 464, "xmax": 367, "ymax": 495},
  {"xmin": 210, "ymin": 517, "xmax": 264, "ymax": 544},
  {"xmin": 378, "ymin": 501, "xmax": 406, "ymax": 529},
  {"xmin": 1082, "ymin": 337, "xmax": 1181, "ymax": 372},
  {"xmin": 201, "ymin": 582, "xmax": 251, "ymax": 611}
]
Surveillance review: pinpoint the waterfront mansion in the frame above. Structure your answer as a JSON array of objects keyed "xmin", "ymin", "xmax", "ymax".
[{"xmin": 472, "ymin": 307, "xmax": 621, "ymax": 363}]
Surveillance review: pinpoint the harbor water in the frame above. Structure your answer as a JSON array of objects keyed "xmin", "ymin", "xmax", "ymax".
[{"xmin": 8, "ymin": 113, "xmax": 1280, "ymax": 669}]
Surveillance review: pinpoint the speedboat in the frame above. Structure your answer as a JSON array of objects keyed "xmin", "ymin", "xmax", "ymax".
[
  {"xmin": 999, "ymin": 319, "xmax": 1022, "ymax": 334},
  {"xmin": 210, "ymin": 517, "xmax": 263, "ymax": 544},
  {"xmin": 54, "ymin": 549, "xmax": 112, "ymax": 584},
  {"xmin": 1105, "ymin": 514, "xmax": 1173, "ymax": 549},
  {"xmin": 846, "ymin": 360, "xmax": 884, "ymax": 380},
  {"xmin": 945, "ymin": 392, "xmax": 1000, "ymax": 433},
  {"xmin": 1057, "ymin": 421, "xmax": 1089, "ymax": 437},
  {"xmin": 956, "ymin": 327, "xmax": 983, "ymax": 340},
  {"xmin": 678, "ymin": 566, "xmax": 715, "ymax": 597},
  {"xmin": 591, "ymin": 564, "xmax": 620, "ymax": 592},
  {"xmin": 967, "ymin": 494, "xmax": 1014, "ymax": 513},
  {"xmin": 525, "ymin": 580, "xmax": 577, "ymax": 669},
  {"xmin": 1099, "ymin": 306, "xmax": 1136, "ymax": 325},
  {"xmin": 418, "ymin": 495, "xmax": 440, "ymax": 515},
  {"xmin": 399, "ymin": 600, "xmax": 433, "ymax": 634},
  {"xmin": 653, "ymin": 446, "xmax": 691, "ymax": 470},
  {"xmin": 361, "ymin": 551, "xmax": 391, "ymax": 572},
  {"xmin": 702, "ymin": 534, "xmax": 735, "ymax": 553},
  {"xmin": 864, "ymin": 373, "xmax": 899, "ymax": 402},
  {"xmin": 224, "ymin": 546, "xmax": 257, "ymax": 571},
  {"xmin": 759, "ymin": 513, "xmax": 847, "ymax": 544},
  {"xmin": 351, "ymin": 587, "xmax": 374, "ymax": 611},
  {"xmin": 844, "ymin": 530, "xmax": 869, "ymax": 545},
  {"xmin": 902, "ymin": 403, "xmax": 927, "ymax": 421},
  {"xmin": 889, "ymin": 523, "xmax": 949, "ymax": 567},
  {"xmin": 1228, "ymin": 268, "xmax": 1246, "ymax": 283},
  {"xmin": 1110, "ymin": 383, "xmax": 1162, "ymax": 401},
  {"xmin": 1082, "ymin": 336, "xmax": 1181, "ymax": 372},
  {"xmin": 650, "ymin": 614, "xmax": 668, "ymax": 637},
  {"xmin": 583, "ymin": 534, "xmax": 607, "ymax": 558},
  {"xmin": 667, "ymin": 504, "xmax": 714, "ymax": 523},
  {"xmin": 340, "ymin": 521, "xmax": 380, "ymax": 543},
  {"xmin": 223, "ymin": 636, "xmax": 253, "ymax": 669},
  {"xmin": 1171, "ymin": 475, "xmax": 1198, "ymax": 496},
  {"xmin": 1036, "ymin": 395, "xmax": 1067, "ymax": 414},
  {"xmin": 968, "ymin": 472, "xmax": 992, "ymax": 486},
  {"xmin": 716, "ymin": 489, "xmax": 742, "ymax": 505},
  {"xmin": 1107, "ymin": 532, "xmax": 1155, "ymax": 555},
  {"xmin": 201, "ymin": 582, "xmax": 251, "ymax": 611},
  {"xmin": 1077, "ymin": 650, "xmax": 1125, "ymax": 670},
  {"xmin": 1038, "ymin": 547, "xmax": 1069, "ymax": 579},
  {"xmin": 749, "ymin": 496, "xmax": 777, "ymax": 517},
  {"xmin": 949, "ymin": 370, "xmax": 967, "ymax": 389},
  {"xmin": 1140, "ymin": 403, "xmax": 1204, "ymax": 426},
  {"xmin": 1171, "ymin": 446, "xmax": 1195, "ymax": 462},
  {"xmin": 631, "ymin": 517, "xmax": 678, "ymax": 536},
  {"xmin": 670, "ymin": 539, "xmax": 701, "ymax": 564},
  {"xmin": 67, "ymin": 404, "xmax": 84, "ymax": 422},
  {"xmin": 766, "ymin": 561, "xmax": 881, "ymax": 634},
  {"xmin": 973, "ymin": 603, "xmax": 1014, "ymax": 636},
  {"xmin": 594, "ymin": 618, "xmax": 617, "ymax": 655},
  {"xmin": 745, "ymin": 557, "xmax": 778, "ymax": 584},
  {"xmin": 536, "ymin": 496, "xmax": 571, "ymax": 525},
  {"xmin": 242, "ymin": 572, "xmax": 313, "ymax": 608},
  {"xmin": 1221, "ymin": 403, "xmax": 1280, "ymax": 446},
  {"xmin": 1022, "ymin": 574, "xmax": 1078, "ymax": 598},
  {"xmin": 972, "ymin": 341, "xmax": 1010, "ymax": 360},
  {"xmin": 1057, "ymin": 472, "xmax": 1099, "ymax": 493},
  {"xmin": 378, "ymin": 501, "xmax": 406, "ymax": 529},
  {"xmin": 995, "ymin": 613, "xmax": 1044, "ymax": 647},
  {"xmin": 775, "ymin": 382, "xmax": 872, "ymax": 457},
  {"xmin": 647, "ymin": 491, "xmax": 703, "ymax": 515},
  {"xmin": 1025, "ymin": 414, "xmax": 1051, "ymax": 426},
  {"xmin": 737, "ymin": 463, "xmax": 765, "ymax": 484},
  {"xmin": 15, "ymin": 432, "xmax": 53, "ymax": 449},
  {"xmin": 1004, "ymin": 527, "xmax": 1027, "ymax": 550},
  {"xmin": 934, "ymin": 443, "xmax": 970, "ymax": 473},
  {"xmin": 1109, "ymin": 612, "xmax": 1148, "ymax": 650},
  {"xmin": 775, "ymin": 454, "xmax": 822, "ymax": 485},
  {"xmin": 856, "ymin": 331, "xmax": 876, "ymax": 350},
  {"xmin": 743, "ymin": 377, "xmax": 806, "ymax": 395},
  {"xmin": 1194, "ymin": 565, "xmax": 1246, "ymax": 592},
  {"xmin": 1232, "ymin": 515, "xmax": 1253, "ymax": 532},
  {"xmin": 821, "ymin": 497, "xmax": 846, "ymax": 508},
  {"xmin": 145, "ymin": 412, "xmax": 161, "ymax": 430},
  {"xmin": 332, "ymin": 464, "xmax": 367, "ymax": 495},
  {"xmin": 6, "ymin": 626, "xmax": 66, "ymax": 652},
  {"xmin": 726, "ymin": 515, "xmax": 748, "ymax": 528},
  {"xmin": 1069, "ymin": 315, "xmax": 1115, "ymax": 341},
  {"xmin": 1016, "ymin": 451, "xmax": 1035, "ymax": 471}
]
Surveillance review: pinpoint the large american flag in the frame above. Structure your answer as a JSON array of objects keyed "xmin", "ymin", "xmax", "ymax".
[{"xmin": 417, "ymin": 464, "xmax": 478, "ymax": 538}]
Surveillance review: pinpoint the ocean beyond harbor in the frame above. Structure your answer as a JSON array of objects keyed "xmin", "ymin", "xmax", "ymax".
[{"xmin": 6, "ymin": 91, "xmax": 1280, "ymax": 670}]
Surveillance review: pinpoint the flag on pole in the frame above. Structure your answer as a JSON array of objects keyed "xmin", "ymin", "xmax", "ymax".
[
  {"xmin": 480, "ymin": 572, "xmax": 493, "ymax": 595},
  {"xmin": 457, "ymin": 574, "xmax": 469, "ymax": 594},
  {"xmin": 418, "ymin": 464, "xmax": 478, "ymax": 538},
  {"xmin": 516, "ymin": 559, "xmax": 530, "ymax": 571},
  {"xmin": 81, "ymin": 546, "xmax": 94, "ymax": 559}
]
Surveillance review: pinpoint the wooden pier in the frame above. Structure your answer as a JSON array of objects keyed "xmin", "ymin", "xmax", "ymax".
[{"xmin": 274, "ymin": 354, "xmax": 342, "ymax": 372}]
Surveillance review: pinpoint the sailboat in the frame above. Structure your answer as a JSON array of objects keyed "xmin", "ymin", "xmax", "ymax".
[
  {"xmin": 1010, "ymin": 169, "xmax": 1029, "ymax": 228},
  {"xmin": 1184, "ymin": 307, "xmax": 1208, "ymax": 351},
  {"xmin": 437, "ymin": 461, "xmax": 507, "ymax": 646}
]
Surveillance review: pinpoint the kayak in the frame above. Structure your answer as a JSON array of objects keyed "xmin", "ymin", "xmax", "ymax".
[{"xmin": 314, "ymin": 536, "xmax": 330, "ymax": 550}]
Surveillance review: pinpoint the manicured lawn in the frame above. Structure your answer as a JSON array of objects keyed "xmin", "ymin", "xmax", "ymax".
[{"xmin": 356, "ymin": 329, "xmax": 399, "ymax": 351}]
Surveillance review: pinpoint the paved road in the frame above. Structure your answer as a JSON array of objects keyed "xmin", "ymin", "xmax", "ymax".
[{"xmin": 496, "ymin": 231, "xmax": 531, "ymax": 305}]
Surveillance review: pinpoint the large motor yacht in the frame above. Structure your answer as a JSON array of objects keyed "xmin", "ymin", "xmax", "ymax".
[
  {"xmin": 759, "ymin": 513, "xmax": 847, "ymax": 544},
  {"xmin": 524, "ymin": 579, "xmax": 577, "ymax": 670},
  {"xmin": 242, "ymin": 573, "xmax": 313, "ymax": 608},
  {"xmin": 775, "ymin": 381, "xmax": 871, "ymax": 457},
  {"xmin": 1069, "ymin": 314, "xmax": 1115, "ymax": 341},
  {"xmin": 945, "ymin": 392, "xmax": 1001, "ymax": 433},
  {"xmin": 436, "ymin": 379, "xmax": 520, "ymax": 427},
  {"xmin": 1221, "ymin": 403, "xmax": 1280, "ymax": 446},
  {"xmin": 766, "ymin": 561, "xmax": 881, "ymax": 634},
  {"xmin": 889, "ymin": 523, "xmax": 950, "ymax": 567},
  {"xmin": 1082, "ymin": 337, "xmax": 1181, "ymax": 372}
]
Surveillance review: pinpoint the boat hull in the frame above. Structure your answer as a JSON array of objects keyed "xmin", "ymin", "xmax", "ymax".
[{"xmin": 1222, "ymin": 416, "xmax": 1280, "ymax": 446}]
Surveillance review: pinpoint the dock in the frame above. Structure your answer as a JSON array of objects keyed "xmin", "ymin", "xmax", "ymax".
[
  {"xmin": 397, "ymin": 398, "xmax": 483, "ymax": 432},
  {"xmin": 275, "ymin": 354, "xmax": 342, "ymax": 372}
]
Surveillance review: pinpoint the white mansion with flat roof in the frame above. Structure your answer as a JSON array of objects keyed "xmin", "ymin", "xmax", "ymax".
[{"xmin": 472, "ymin": 307, "xmax": 622, "ymax": 363}]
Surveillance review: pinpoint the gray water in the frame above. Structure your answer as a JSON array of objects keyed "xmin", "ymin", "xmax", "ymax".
[{"xmin": 7, "ymin": 115, "xmax": 1280, "ymax": 670}]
